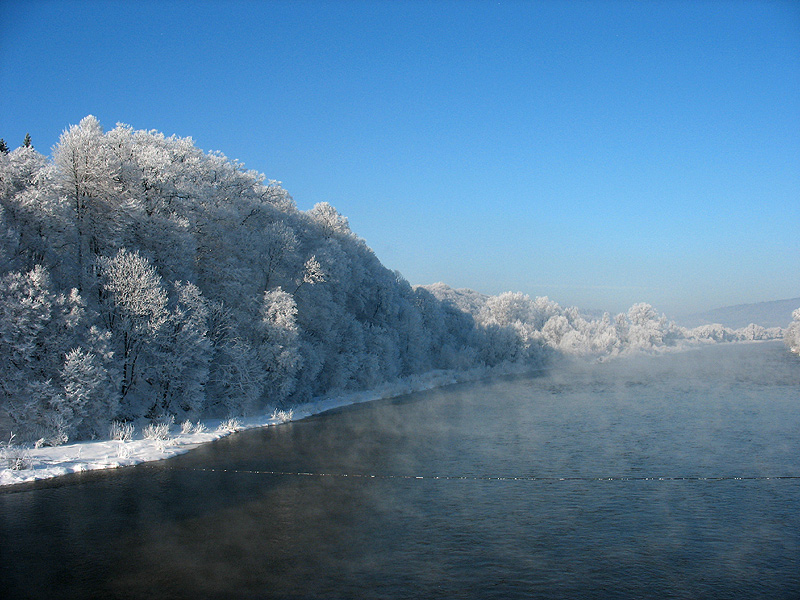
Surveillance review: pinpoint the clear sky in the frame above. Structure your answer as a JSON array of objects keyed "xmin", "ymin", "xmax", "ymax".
[{"xmin": 1, "ymin": 0, "xmax": 798, "ymax": 316}]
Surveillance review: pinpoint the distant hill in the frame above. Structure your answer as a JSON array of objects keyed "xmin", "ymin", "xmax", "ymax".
[{"xmin": 677, "ymin": 298, "xmax": 800, "ymax": 329}]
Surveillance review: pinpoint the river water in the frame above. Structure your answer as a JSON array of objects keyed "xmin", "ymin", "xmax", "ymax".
[{"xmin": 2, "ymin": 341, "xmax": 799, "ymax": 599}]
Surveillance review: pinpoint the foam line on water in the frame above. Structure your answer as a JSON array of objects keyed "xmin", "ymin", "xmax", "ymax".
[{"xmin": 157, "ymin": 467, "xmax": 800, "ymax": 482}]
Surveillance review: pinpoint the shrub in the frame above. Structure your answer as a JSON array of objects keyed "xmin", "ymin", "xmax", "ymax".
[
  {"xmin": 2, "ymin": 434, "xmax": 32, "ymax": 471},
  {"xmin": 217, "ymin": 417, "xmax": 241, "ymax": 433},
  {"xmin": 142, "ymin": 422, "xmax": 171, "ymax": 441},
  {"xmin": 271, "ymin": 408, "xmax": 294, "ymax": 423},
  {"xmin": 109, "ymin": 421, "xmax": 135, "ymax": 441},
  {"xmin": 180, "ymin": 420, "xmax": 207, "ymax": 434}
]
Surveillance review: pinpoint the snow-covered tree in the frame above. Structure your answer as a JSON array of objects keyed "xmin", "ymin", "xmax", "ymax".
[
  {"xmin": 0, "ymin": 265, "xmax": 88, "ymax": 442},
  {"xmin": 294, "ymin": 255, "xmax": 326, "ymax": 294},
  {"xmin": 687, "ymin": 323, "xmax": 735, "ymax": 343},
  {"xmin": 61, "ymin": 347, "xmax": 115, "ymax": 439},
  {"xmin": 625, "ymin": 303, "xmax": 667, "ymax": 349},
  {"xmin": 258, "ymin": 221, "xmax": 299, "ymax": 291},
  {"xmin": 308, "ymin": 201, "xmax": 350, "ymax": 238},
  {"xmin": 256, "ymin": 288, "xmax": 302, "ymax": 403},
  {"xmin": 53, "ymin": 115, "xmax": 134, "ymax": 290},
  {"xmin": 150, "ymin": 281, "xmax": 212, "ymax": 418},
  {"xmin": 785, "ymin": 308, "xmax": 800, "ymax": 354},
  {"xmin": 98, "ymin": 248, "xmax": 169, "ymax": 414},
  {"xmin": 3, "ymin": 116, "xmax": 778, "ymax": 444},
  {"xmin": 0, "ymin": 154, "xmax": 73, "ymax": 286}
]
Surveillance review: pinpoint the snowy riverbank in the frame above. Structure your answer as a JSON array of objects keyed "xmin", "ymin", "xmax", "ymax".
[
  {"xmin": 0, "ymin": 366, "xmax": 522, "ymax": 488},
  {"xmin": 3, "ymin": 340, "xmax": 781, "ymax": 488}
]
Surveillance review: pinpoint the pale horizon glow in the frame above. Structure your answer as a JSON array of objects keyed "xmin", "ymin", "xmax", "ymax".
[{"xmin": 1, "ymin": 0, "xmax": 798, "ymax": 316}]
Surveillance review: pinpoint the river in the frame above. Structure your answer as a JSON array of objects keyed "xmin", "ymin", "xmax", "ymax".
[{"xmin": 1, "ymin": 341, "xmax": 798, "ymax": 599}]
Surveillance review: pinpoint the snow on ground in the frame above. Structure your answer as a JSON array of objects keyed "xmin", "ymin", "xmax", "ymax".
[{"xmin": 0, "ymin": 367, "xmax": 506, "ymax": 488}]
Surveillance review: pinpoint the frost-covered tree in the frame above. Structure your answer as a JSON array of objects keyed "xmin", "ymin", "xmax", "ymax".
[
  {"xmin": 3, "ymin": 116, "xmax": 776, "ymax": 444},
  {"xmin": 150, "ymin": 281, "xmax": 212, "ymax": 418},
  {"xmin": 687, "ymin": 323, "xmax": 735, "ymax": 343},
  {"xmin": 0, "ymin": 266, "xmax": 88, "ymax": 442},
  {"xmin": 0, "ymin": 146, "xmax": 67, "ymax": 275},
  {"xmin": 294, "ymin": 255, "xmax": 326, "ymax": 294},
  {"xmin": 53, "ymin": 116, "xmax": 132, "ymax": 290},
  {"xmin": 98, "ymin": 248, "xmax": 169, "ymax": 414},
  {"xmin": 784, "ymin": 308, "xmax": 800, "ymax": 355},
  {"xmin": 626, "ymin": 303, "xmax": 667, "ymax": 349},
  {"xmin": 61, "ymin": 347, "xmax": 115, "ymax": 439},
  {"xmin": 258, "ymin": 221, "xmax": 299, "ymax": 291},
  {"xmin": 208, "ymin": 337, "xmax": 265, "ymax": 416},
  {"xmin": 738, "ymin": 323, "xmax": 768, "ymax": 341},
  {"xmin": 256, "ymin": 288, "xmax": 302, "ymax": 404},
  {"xmin": 308, "ymin": 201, "xmax": 350, "ymax": 238}
]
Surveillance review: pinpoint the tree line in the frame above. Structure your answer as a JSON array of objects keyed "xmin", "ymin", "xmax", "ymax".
[{"xmin": 0, "ymin": 117, "xmax": 781, "ymax": 445}]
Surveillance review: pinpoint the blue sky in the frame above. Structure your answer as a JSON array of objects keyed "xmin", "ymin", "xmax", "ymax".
[{"xmin": 1, "ymin": 0, "xmax": 798, "ymax": 315}]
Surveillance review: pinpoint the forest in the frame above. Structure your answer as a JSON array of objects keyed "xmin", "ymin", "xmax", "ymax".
[{"xmin": 0, "ymin": 117, "xmax": 784, "ymax": 445}]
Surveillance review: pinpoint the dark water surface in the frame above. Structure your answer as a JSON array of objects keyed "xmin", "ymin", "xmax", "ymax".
[{"xmin": 2, "ymin": 342, "xmax": 799, "ymax": 599}]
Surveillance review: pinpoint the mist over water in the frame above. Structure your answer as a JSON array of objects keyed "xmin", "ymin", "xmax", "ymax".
[{"xmin": 2, "ymin": 341, "xmax": 798, "ymax": 599}]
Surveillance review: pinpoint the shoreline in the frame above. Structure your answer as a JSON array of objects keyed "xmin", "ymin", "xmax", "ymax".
[
  {"xmin": 0, "ymin": 363, "xmax": 537, "ymax": 489},
  {"xmin": 1, "ymin": 339, "xmax": 783, "ymax": 489}
]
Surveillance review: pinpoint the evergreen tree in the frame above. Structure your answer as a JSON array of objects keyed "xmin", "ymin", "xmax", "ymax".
[
  {"xmin": 22, "ymin": 133, "xmax": 32, "ymax": 148},
  {"xmin": 0, "ymin": 138, "xmax": 8, "ymax": 154}
]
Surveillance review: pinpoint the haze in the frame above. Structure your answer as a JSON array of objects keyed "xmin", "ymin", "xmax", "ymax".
[{"xmin": 1, "ymin": 0, "xmax": 797, "ymax": 315}]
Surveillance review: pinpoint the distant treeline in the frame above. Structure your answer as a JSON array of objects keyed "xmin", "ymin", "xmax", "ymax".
[{"xmin": 0, "ymin": 117, "xmax": 783, "ymax": 444}]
